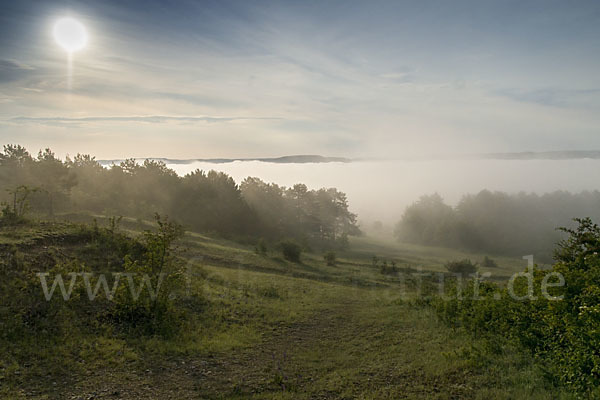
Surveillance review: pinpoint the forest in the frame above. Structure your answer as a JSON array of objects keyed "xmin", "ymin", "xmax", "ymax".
[
  {"xmin": 394, "ymin": 190, "xmax": 600, "ymax": 261},
  {"xmin": 0, "ymin": 144, "xmax": 359, "ymax": 248}
]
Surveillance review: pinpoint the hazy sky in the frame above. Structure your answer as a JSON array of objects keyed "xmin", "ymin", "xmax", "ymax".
[{"xmin": 1, "ymin": 0, "xmax": 599, "ymax": 158}]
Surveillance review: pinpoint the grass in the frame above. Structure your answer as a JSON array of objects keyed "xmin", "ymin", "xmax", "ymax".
[
  {"xmin": 0, "ymin": 217, "xmax": 572, "ymax": 399},
  {"xmin": 347, "ymin": 233, "xmax": 537, "ymax": 277}
]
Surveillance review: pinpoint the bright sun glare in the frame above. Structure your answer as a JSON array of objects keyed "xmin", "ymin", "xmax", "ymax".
[{"xmin": 53, "ymin": 17, "xmax": 87, "ymax": 53}]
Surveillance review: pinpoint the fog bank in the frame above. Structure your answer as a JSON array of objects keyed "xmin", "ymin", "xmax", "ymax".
[{"xmin": 164, "ymin": 159, "xmax": 600, "ymax": 226}]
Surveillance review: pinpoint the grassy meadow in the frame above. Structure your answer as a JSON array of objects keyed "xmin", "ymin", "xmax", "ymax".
[{"xmin": 0, "ymin": 215, "xmax": 572, "ymax": 399}]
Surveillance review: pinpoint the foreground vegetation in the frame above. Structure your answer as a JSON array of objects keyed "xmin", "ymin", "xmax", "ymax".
[
  {"xmin": 0, "ymin": 214, "xmax": 577, "ymax": 399},
  {"xmin": 431, "ymin": 218, "xmax": 600, "ymax": 396}
]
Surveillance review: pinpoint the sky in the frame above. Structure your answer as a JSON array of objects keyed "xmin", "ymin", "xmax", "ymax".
[{"xmin": 1, "ymin": 0, "xmax": 599, "ymax": 159}]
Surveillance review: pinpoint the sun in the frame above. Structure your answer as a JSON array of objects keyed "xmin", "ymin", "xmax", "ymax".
[{"xmin": 53, "ymin": 17, "xmax": 88, "ymax": 53}]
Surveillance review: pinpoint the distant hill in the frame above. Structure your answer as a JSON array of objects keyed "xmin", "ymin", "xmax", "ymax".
[
  {"xmin": 98, "ymin": 154, "xmax": 352, "ymax": 166},
  {"xmin": 98, "ymin": 150, "xmax": 600, "ymax": 166},
  {"xmin": 407, "ymin": 150, "xmax": 600, "ymax": 161},
  {"xmin": 479, "ymin": 150, "xmax": 600, "ymax": 160},
  {"xmin": 396, "ymin": 150, "xmax": 600, "ymax": 161},
  {"xmin": 255, "ymin": 155, "xmax": 351, "ymax": 163}
]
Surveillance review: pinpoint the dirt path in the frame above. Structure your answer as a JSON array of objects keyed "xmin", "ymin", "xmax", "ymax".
[
  {"xmin": 193, "ymin": 302, "xmax": 363, "ymax": 397},
  {"xmin": 65, "ymin": 297, "xmax": 470, "ymax": 399},
  {"xmin": 65, "ymin": 300, "xmax": 365, "ymax": 399}
]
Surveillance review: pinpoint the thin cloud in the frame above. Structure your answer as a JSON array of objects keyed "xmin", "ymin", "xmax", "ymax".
[
  {"xmin": 495, "ymin": 88, "xmax": 600, "ymax": 108},
  {"xmin": 8, "ymin": 115, "xmax": 281, "ymax": 125},
  {"xmin": 0, "ymin": 59, "xmax": 35, "ymax": 83}
]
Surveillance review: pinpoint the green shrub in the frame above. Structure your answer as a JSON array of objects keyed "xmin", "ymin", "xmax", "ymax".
[
  {"xmin": 0, "ymin": 185, "xmax": 38, "ymax": 226},
  {"xmin": 432, "ymin": 218, "xmax": 600, "ymax": 394},
  {"xmin": 324, "ymin": 251, "xmax": 336, "ymax": 266},
  {"xmin": 445, "ymin": 259, "xmax": 478, "ymax": 275},
  {"xmin": 481, "ymin": 256, "xmax": 498, "ymax": 268},
  {"xmin": 280, "ymin": 239, "xmax": 302, "ymax": 263},
  {"xmin": 111, "ymin": 214, "xmax": 185, "ymax": 337},
  {"xmin": 255, "ymin": 238, "xmax": 268, "ymax": 255},
  {"xmin": 380, "ymin": 260, "xmax": 399, "ymax": 275}
]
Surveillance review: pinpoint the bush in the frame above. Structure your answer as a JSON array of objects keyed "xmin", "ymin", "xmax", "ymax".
[
  {"xmin": 432, "ymin": 218, "xmax": 600, "ymax": 394},
  {"xmin": 380, "ymin": 260, "xmax": 399, "ymax": 275},
  {"xmin": 445, "ymin": 259, "xmax": 478, "ymax": 275},
  {"xmin": 481, "ymin": 256, "xmax": 498, "ymax": 268},
  {"xmin": 372, "ymin": 255, "xmax": 379, "ymax": 267},
  {"xmin": 372, "ymin": 256, "xmax": 399, "ymax": 275},
  {"xmin": 0, "ymin": 204, "xmax": 22, "ymax": 226},
  {"xmin": 111, "ymin": 214, "xmax": 185, "ymax": 337},
  {"xmin": 324, "ymin": 251, "xmax": 336, "ymax": 266},
  {"xmin": 255, "ymin": 238, "xmax": 268, "ymax": 255},
  {"xmin": 280, "ymin": 239, "xmax": 302, "ymax": 262},
  {"xmin": 0, "ymin": 185, "xmax": 38, "ymax": 226}
]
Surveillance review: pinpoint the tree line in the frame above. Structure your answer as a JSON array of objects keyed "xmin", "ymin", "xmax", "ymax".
[
  {"xmin": 0, "ymin": 144, "xmax": 359, "ymax": 247},
  {"xmin": 394, "ymin": 190, "xmax": 600, "ymax": 260}
]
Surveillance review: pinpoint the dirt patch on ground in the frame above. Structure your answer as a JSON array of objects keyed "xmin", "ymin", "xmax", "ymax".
[{"xmin": 63, "ymin": 299, "xmax": 472, "ymax": 399}]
